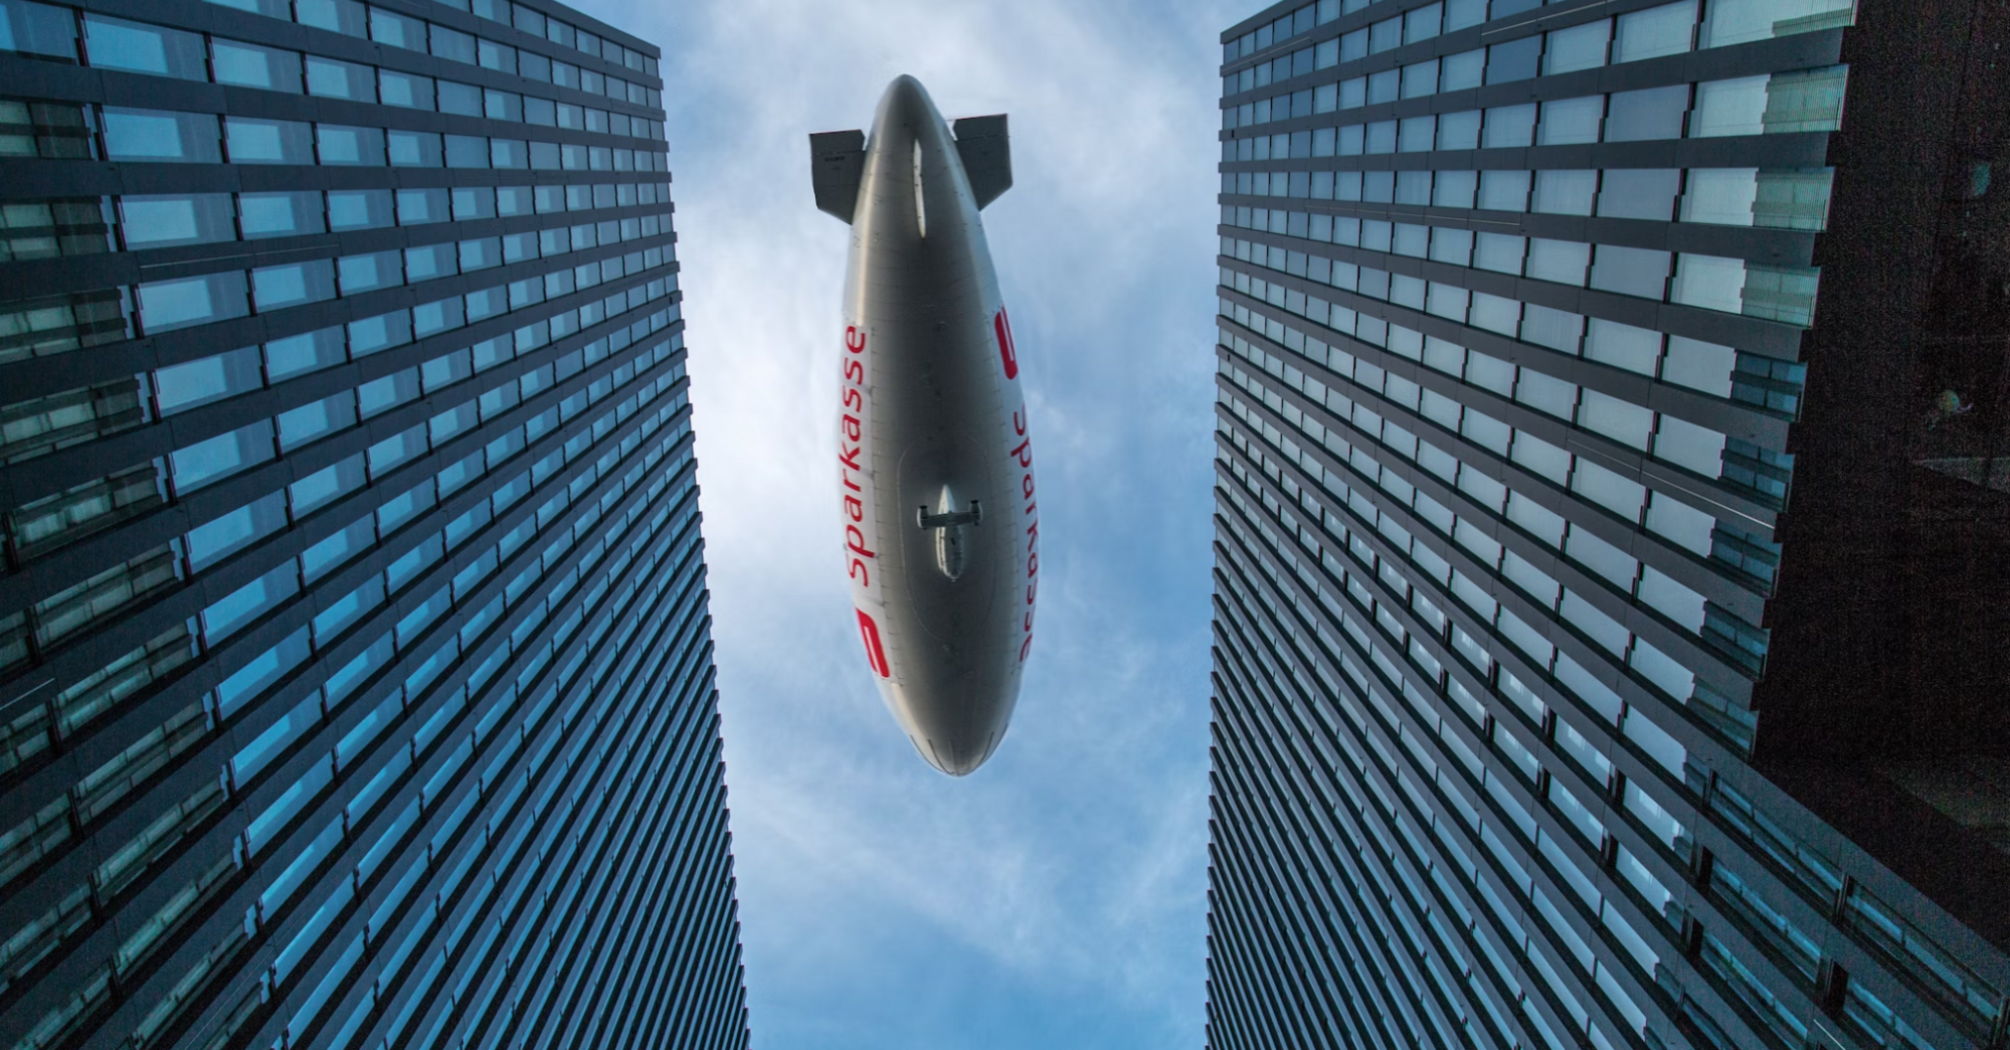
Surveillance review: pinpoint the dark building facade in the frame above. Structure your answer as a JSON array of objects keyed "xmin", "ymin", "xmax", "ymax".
[
  {"xmin": 0, "ymin": 0, "xmax": 749, "ymax": 1048},
  {"xmin": 1206, "ymin": 2, "xmax": 2010, "ymax": 1049}
]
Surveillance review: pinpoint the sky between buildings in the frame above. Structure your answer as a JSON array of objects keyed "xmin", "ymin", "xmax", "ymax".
[{"xmin": 567, "ymin": 0, "xmax": 1248, "ymax": 1045}]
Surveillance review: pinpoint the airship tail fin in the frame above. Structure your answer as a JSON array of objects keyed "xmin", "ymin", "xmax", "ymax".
[
  {"xmin": 953, "ymin": 115, "xmax": 1012, "ymax": 209},
  {"xmin": 809, "ymin": 129, "xmax": 866, "ymax": 223}
]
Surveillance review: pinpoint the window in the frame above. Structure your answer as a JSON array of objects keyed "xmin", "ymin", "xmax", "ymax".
[
  {"xmin": 347, "ymin": 310, "xmax": 412, "ymax": 356},
  {"xmin": 1472, "ymin": 234, "xmax": 1525, "ymax": 278},
  {"xmin": 252, "ymin": 259, "xmax": 336, "ymax": 311},
  {"xmin": 1597, "ymin": 168, "xmax": 1681, "ymax": 220},
  {"xmin": 1701, "ymin": 0, "xmax": 1851, "ymax": 48},
  {"xmin": 327, "ymin": 189, "xmax": 393, "ymax": 231},
  {"xmin": 185, "ymin": 492, "xmax": 286, "ymax": 571},
  {"xmin": 170, "ymin": 419, "xmax": 275, "ymax": 492},
  {"xmin": 1478, "ymin": 170, "xmax": 1530, "ymax": 211},
  {"xmin": 396, "ymin": 188, "xmax": 450, "ymax": 225},
  {"xmin": 1545, "ymin": 19, "xmax": 1610, "ymax": 74},
  {"xmin": 1482, "ymin": 103, "xmax": 1535, "ymax": 148},
  {"xmin": 1662, "ymin": 335, "xmax": 1736, "ymax": 396},
  {"xmin": 288, "ymin": 455, "xmax": 364, "ymax": 519},
  {"xmin": 294, "ymin": 0, "xmax": 367, "ymax": 36},
  {"xmin": 211, "ymin": 39, "xmax": 301, "ymax": 92},
  {"xmin": 1404, "ymin": 3, "xmax": 1441, "ymax": 44},
  {"xmin": 498, "ymin": 186, "xmax": 534, "ymax": 216},
  {"xmin": 337, "ymin": 251, "xmax": 401, "ymax": 294},
  {"xmin": 459, "ymin": 238, "xmax": 501, "ymax": 271},
  {"xmin": 1691, "ymin": 76, "xmax": 1769, "ymax": 137},
  {"xmin": 1763, "ymin": 67, "xmax": 1848, "ymax": 133},
  {"xmin": 1682, "ymin": 168, "xmax": 1759, "ymax": 225},
  {"xmin": 1527, "ymin": 238, "xmax": 1589, "ymax": 285},
  {"xmin": 1672, "ymin": 253, "xmax": 1747, "ymax": 314},
  {"xmin": 100, "ymin": 108, "xmax": 219, "ymax": 163},
  {"xmin": 82, "ymin": 15, "xmax": 207, "ymax": 80},
  {"xmin": 429, "ymin": 23, "xmax": 475, "ymax": 63},
  {"xmin": 226, "ymin": 117, "xmax": 314, "ymax": 164},
  {"xmin": 1537, "ymin": 96, "xmax": 1603, "ymax": 145},
  {"xmin": 388, "ymin": 129, "xmax": 442, "ymax": 167},
  {"xmin": 1485, "ymin": 35, "xmax": 1540, "ymax": 84},
  {"xmin": 445, "ymin": 134, "xmax": 488, "ymax": 168},
  {"xmin": 277, "ymin": 392, "xmax": 357, "ymax": 451},
  {"xmin": 412, "ymin": 295, "xmax": 465, "ymax": 337},
  {"xmin": 438, "ymin": 79, "xmax": 482, "ymax": 116},
  {"xmin": 316, "ymin": 124, "xmax": 385, "ymax": 165},
  {"xmin": 404, "ymin": 242, "xmax": 456, "ymax": 281},
  {"xmin": 305, "ymin": 55, "xmax": 372, "ymax": 100},
  {"xmin": 154, "ymin": 346, "xmax": 262, "ymax": 415},
  {"xmin": 1615, "ymin": 1, "xmax": 1696, "ymax": 62},
  {"xmin": 118, "ymin": 194, "xmax": 235, "ymax": 248},
  {"xmin": 1532, "ymin": 170, "xmax": 1596, "ymax": 215},
  {"xmin": 1523, "ymin": 305, "xmax": 1583, "ymax": 353},
  {"xmin": 490, "ymin": 139, "xmax": 527, "ymax": 169},
  {"xmin": 264, "ymin": 326, "xmax": 345, "ymax": 379},
  {"xmin": 378, "ymin": 69, "xmax": 434, "ymax": 109},
  {"xmin": 1591, "ymin": 246, "xmax": 1672, "ymax": 299},
  {"xmin": 1369, "ymin": 15, "xmax": 1400, "ymax": 53},
  {"xmin": 1606, "ymin": 85, "xmax": 1689, "ymax": 142},
  {"xmin": 239, "ymin": 191, "xmax": 325, "ymax": 238},
  {"xmin": 138, "ymin": 271, "xmax": 249, "ymax": 333},
  {"xmin": 484, "ymin": 89, "xmax": 522, "ymax": 122},
  {"xmin": 368, "ymin": 6, "xmax": 423, "ymax": 49},
  {"xmin": 450, "ymin": 187, "xmax": 496, "ymax": 221},
  {"xmin": 1653, "ymin": 415, "xmax": 1725, "ymax": 475},
  {"xmin": 201, "ymin": 561, "xmax": 299, "ymax": 642},
  {"xmin": 0, "ymin": 0, "xmax": 79, "ymax": 62}
]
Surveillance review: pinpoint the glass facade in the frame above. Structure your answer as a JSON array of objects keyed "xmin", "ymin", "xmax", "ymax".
[
  {"xmin": 0, "ymin": 1, "xmax": 748, "ymax": 1048},
  {"xmin": 1206, "ymin": 3, "xmax": 2009, "ymax": 1050}
]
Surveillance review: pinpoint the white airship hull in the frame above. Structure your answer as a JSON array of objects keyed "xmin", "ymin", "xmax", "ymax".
[{"xmin": 815, "ymin": 76, "xmax": 1036, "ymax": 776}]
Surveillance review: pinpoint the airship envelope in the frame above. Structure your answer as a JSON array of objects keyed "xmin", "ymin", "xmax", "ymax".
[{"xmin": 810, "ymin": 75, "xmax": 1037, "ymax": 776}]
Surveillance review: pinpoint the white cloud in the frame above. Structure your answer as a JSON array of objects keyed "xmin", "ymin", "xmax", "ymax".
[{"xmin": 575, "ymin": 0, "xmax": 1251, "ymax": 1044}]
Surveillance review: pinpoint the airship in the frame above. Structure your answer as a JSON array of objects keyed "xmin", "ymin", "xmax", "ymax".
[{"xmin": 809, "ymin": 75, "xmax": 1038, "ymax": 776}]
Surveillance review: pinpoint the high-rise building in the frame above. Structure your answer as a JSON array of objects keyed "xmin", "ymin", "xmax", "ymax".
[
  {"xmin": 1206, "ymin": 2, "xmax": 2010, "ymax": 1049},
  {"xmin": 0, "ymin": 1, "xmax": 748, "ymax": 1048}
]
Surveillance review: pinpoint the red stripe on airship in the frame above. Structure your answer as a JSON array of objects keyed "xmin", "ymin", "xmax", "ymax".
[
  {"xmin": 994, "ymin": 308, "xmax": 1019, "ymax": 379},
  {"xmin": 856, "ymin": 609, "xmax": 891, "ymax": 678}
]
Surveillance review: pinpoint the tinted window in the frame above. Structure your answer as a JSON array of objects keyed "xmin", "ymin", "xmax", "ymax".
[
  {"xmin": 101, "ymin": 108, "xmax": 220, "ymax": 162},
  {"xmin": 170, "ymin": 419, "xmax": 274, "ymax": 492},
  {"xmin": 316, "ymin": 125, "xmax": 385, "ymax": 165},
  {"xmin": 328, "ymin": 189, "xmax": 393, "ymax": 230},
  {"xmin": 226, "ymin": 117, "xmax": 314, "ymax": 163},
  {"xmin": 83, "ymin": 15, "xmax": 206, "ymax": 79},
  {"xmin": 155, "ymin": 346, "xmax": 263, "ymax": 414},
  {"xmin": 264, "ymin": 326, "xmax": 345, "ymax": 379},
  {"xmin": 138, "ymin": 271, "xmax": 249, "ymax": 333},
  {"xmin": 0, "ymin": 0, "xmax": 79, "ymax": 62},
  {"xmin": 1606, "ymin": 85, "xmax": 1690, "ymax": 141},
  {"xmin": 119, "ymin": 194, "xmax": 235, "ymax": 247},
  {"xmin": 252, "ymin": 259, "xmax": 336, "ymax": 311},
  {"xmin": 211, "ymin": 39, "xmax": 302, "ymax": 92},
  {"xmin": 388, "ymin": 129, "xmax": 442, "ymax": 167},
  {"xmin": 1599, "ymin": 168, "xmax": 1682, "ymax": 220},
  {"xmin": 306, "ymin": 55, "xmax": 374, "ymax": 100},
  {"xmin": 239, "ymin": 191, "xmax": 325, "ymax": 238},
  {"xmin": 438, "ymin": 80, "xmax": 483, "ymax": 116},
  {"xmin": 1485, "ymin": 35, "xmax": 1541, "ymax": 84},
  {"xmin": 379, "ymin": 69, "xmax": 434, "ymax": 109}
]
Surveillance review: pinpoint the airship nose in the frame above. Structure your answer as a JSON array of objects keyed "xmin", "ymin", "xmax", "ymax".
[{"xmin": 875, "ymin": 74, "xmax": 937, "ymax": 136}]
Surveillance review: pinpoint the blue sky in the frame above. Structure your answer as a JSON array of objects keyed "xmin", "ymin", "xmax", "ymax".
[{"xmin": 576, "ymin": 1, "xmax": 1249, "ymax": 1044}]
